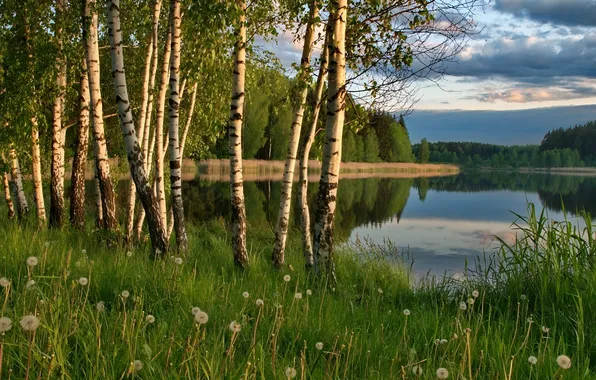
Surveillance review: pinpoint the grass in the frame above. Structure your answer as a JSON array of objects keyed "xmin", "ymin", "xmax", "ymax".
[{"xmin": 0, "ymin": 205, "xmax": 594, "ymax": 379}]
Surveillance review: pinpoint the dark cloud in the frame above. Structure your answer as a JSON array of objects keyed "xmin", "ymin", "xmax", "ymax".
[{"xmin": 495, "ymin": 0, "xmax": 596, "ymax": 27}]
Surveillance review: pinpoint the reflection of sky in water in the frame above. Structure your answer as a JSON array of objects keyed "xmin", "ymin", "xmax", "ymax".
[{"xmin": 348, "ymin": 189, "xmax": 569, "ymax": 275}]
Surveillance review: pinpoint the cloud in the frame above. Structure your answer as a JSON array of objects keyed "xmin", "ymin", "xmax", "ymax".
[
  {"xmin": 494, "ymin": 0, "xmax": 596, "ymax": 27},
  {"xmin": 475, "ymin": 81, "xmax": 596, "ymax": 103}
]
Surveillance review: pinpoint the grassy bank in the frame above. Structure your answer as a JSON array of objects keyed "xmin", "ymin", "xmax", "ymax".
[{"xmin": 0, "ymin": 207, "xmax": 594, "ymax": 379}]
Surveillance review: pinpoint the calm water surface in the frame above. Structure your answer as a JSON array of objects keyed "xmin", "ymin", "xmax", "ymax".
[{"xmin": 106, "ymin": 171, "xmax": 595, "ymax": 275}]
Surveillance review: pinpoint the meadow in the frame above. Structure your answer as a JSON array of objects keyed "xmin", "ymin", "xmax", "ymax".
[{"xmin": 0, "ymin": 206, "xmax": 593, "ymax": 379}]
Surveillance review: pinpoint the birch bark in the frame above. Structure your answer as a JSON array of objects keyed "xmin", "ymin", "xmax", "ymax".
[{"xmin": 9, "ymin": 149, "xmax": 28, "ymax": 219}]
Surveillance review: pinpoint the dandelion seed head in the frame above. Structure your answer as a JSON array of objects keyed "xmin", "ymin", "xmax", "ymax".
[
  {"xmin": 20, "ymin": 315, "xmax": 40, "ymax": 332},
  {"xmin": 174, "ymin": 257, "xmax": 183, "ymax": 265},
  {"xmin": 557, "ymin": 355, "xmax": 571, "ymax": 369},
  {"xmin": 436, "ymin": 367, "xmax": 449, "ymax": 379},
  {"xmin": 26, "ymin": 256, "xmax": 38, "ymax": 267},
  {"xmin": 256, "ymin": 299, "xmax": 264, "ymax": 306},
  {"xmin": 121, "ymin": 290, "xmax": 130, "ymax": 298},
  {"xmin": 82, "ymin": 249, "xmax": 87, "ymax": 255},
  {"xmin": 472, "ymin": 290, "xmax": 479, "ymax": 298},
  {"xmin": 146, "ymin": 315, "xmax": 155, "ymax": 324},
  {"xmin": 26, "ymin": 280, "xmax": 35, "ymax": 289},
  {"xmin": 229, "ymin": 320, "xmax": 241, "ymax": 332},
  {"xmin": 294, "ymin": 292, "xmax": 303, "ymax": 300},
  {"xmin": 195, "ymin": 311, "xmax": 209, "ymax": 324},
  {"xmin": 96, "ymin": 301, "xmax": 105, "ymax": 312},
  {"xmin": 377, "ymin": 287, "xmax": 383, "ymax": 294},
  {"xmin": 134, "ymin": 360, "xmax": 143, "ymax": 371},
  {"xmin": 75, "ymin": 261, "xmax": 81, "ymax": 268},
  {"xmin": 78, "ymin": 277, "xmax": 88, "ymax": 286},
  {"xmin": 44, "ymin": 242, "xmax": 50, "ymax": 247},
  {"xmin": 520, "ymin": 294, "xmax": 527, "ymax": 301},
  {"xmin": 440, "ymin": 339, "xmax": 448, "ymax": 345},
  {"xmin": 467, "ymin": 298, "xmax": 474, "ymax": 305},
  {"xmin": 528, "ymin": 356, "xmax": 537, "ymax": 365},
  {"xmin": 315, "ymin": 342, "xmax": 323, "ymax": 350},
  {"xmin": 542, "ymin": 326, "xmax": 550, "ymax": 333},
  {"xmin": 283, "ymin": 275, "xmax": 291, "ymax": 282},
  {"xmin": 0, "ymin": 316, "xmax": 12, "ymax": 333},
  {"xmin": 126, "ymin": 251, "xmax": 133, "ymax": 258},
  {"xmin": 412, "ymin": 365, "xmax": 423, "ymax": 375},
  {"xmin": 0, "ymin": 277, "xmax": 10, "ymax": 288},
  {"xmin": 459, "ymin": 302, "xmax": 467, "ymax": 311},
  {"xmin": 435, "ymin": 339, "xmax": 440, "ymax": 345},
  {"xmin": 242, "ymin": 291, "xmax": 250, "ymax": 299},
  {"xmin": 306, "ymin": 289, "xmax": 312, "ymax": 296},
  {"xmin": 285, "ymin": 367, "xmax": 297, "ymax": 379},
  {"xmin": 403, "ymin": 309, "xmax": 411, "ymax": 316},
  {"xmin": 191, "ymin": 307, "xmax": 201, "ymax": 316}
]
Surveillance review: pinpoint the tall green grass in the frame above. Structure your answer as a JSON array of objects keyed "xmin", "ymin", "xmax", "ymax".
[{"xmin": 0, "ymin": 205, "xmax": 593, "ymax": 379}]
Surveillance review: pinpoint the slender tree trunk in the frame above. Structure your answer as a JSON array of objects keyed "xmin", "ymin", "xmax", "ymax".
[
  {"xmin": 298, "ymin": 26, "xmax": 330, "ymax": 268},
  {"xmin": 125, "ymin": 35, "xmax": 154, "ymax": 243},
  {"xmin": 107, "ymin": 0, "xmax": 168, "ymax": 255},
  {"xmin": 228, "ymin": 0, "xmax": 249, "ymax": 268},
  {"xmin": 70, "ymin": 61, "xmax": 91, "ymax": 229},
  {"xmin": 313, "ymin": 0, "xmax": 347, "ymax": 281},
  {"xmin": 179, "ymin": 82, "xmax": 197, "ymax": 160},
  {"xmin": 3, "ymin": 173, "xmax": 15, "ymax": 220},
  {"xmin": 94, "ymin": 154, "xmax": 104, "ymax": 228},
  {"xmin": 272, "ymin": 2, "xmax": 319, "ymax": 268},
  {"xmin": 50, "ymin": 0, "xmax": 67, "ymax": 228},
  {"xmin": 9, "ymin": 149, "xmax": 28, "ymax": 219},
  {"xmin": 83, "ymin": 0, "xmax": 118, "ymax": 230},
  {"xmin": 154, "ymin": 29, "xmax": 172, "ymax": 230},
  {"xmin": 31, "ymin": 118, "xmax": 46, "ymax": 224},
  {"xmin": 167, "ymin": 0, "xmax": 188, "ymax": 251}
]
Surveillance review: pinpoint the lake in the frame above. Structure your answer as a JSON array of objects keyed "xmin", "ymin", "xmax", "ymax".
[{"xmin": 105, "ymin": 171, "xmax": 594, "ymax": 275}]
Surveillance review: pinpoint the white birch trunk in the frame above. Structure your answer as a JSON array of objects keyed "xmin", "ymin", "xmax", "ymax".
[
  {"xmin": 94, "ymin": 154, "xmax": 104, "ymax": 228},
  {"xmin": 107, "ymin": 0, "xmax": 168, "ymax": 255},
  {"xmin": 31, "ymin": 117, "xmax": 46, "ymax": 224},
  {"xmin": 228, "ymin": 0, "xmax": 249, "ymax": 268},
  {"xmin": 313, "ymin": 0, "xmax": 347, "ymax": 281},
  {"xmin": 84, "ymin": 0, "xmax": 118, "ymax": 230},
  {"xmin": 3, "ymin": 172, "xmax": 15, "ymax": 220},
  {"xmin": 271, "ymin": 2, "xmax": 319, "ymax": 268},
  {"xmin": 298, "ymin": 28, "xmax": 330, "ymax": 268},
  {"xmin": 179, "ymin": 82, "xmax": 198, "ymax": 161},
  {"xmin": 9, "ymin": 149, "xmax": 28, "ymax": 218}
]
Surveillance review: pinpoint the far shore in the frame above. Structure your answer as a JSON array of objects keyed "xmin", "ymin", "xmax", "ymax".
[{"xmin": 465, "ymin": 166, "xmax": 596, "ymax": 177}]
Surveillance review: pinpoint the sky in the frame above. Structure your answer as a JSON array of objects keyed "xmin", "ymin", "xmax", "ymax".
[{"xmin": 258, "ymin": 0, "xmax": 596, "ymax": 145}]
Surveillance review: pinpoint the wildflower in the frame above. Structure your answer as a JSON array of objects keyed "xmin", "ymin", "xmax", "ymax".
[
  {"xmin": 174, "ymin": 257, "xmax": 183, "ymax": 265},
  {"xmin": 242, "ymin": 291, "xmax": 250, "ymax": 299},
  {"xmin": 527, "ymin": 317, "xmax": 533, "ymax": 324},
  {"xmin": 315, "ymin": 342, "xmax": 324, "ymax": 350},
  {"xmin": 195, "ymin": 311, "xmax": 209, "ymax": 324},
  {"xmin": 412, "ymin": 365, "xmax": 423, "ymax": 375},
  {"xmin": 126, "ymin": 251, "xmax": 133, "ymax": 258},
  {"xmin": 436, "ymin": 367, "xmax": 449, "ymax": 379},
  {"xmin": 78, "ymin": 277, "xmax": 88, "ymax": 286},
  {"xmin": 440, "ymin": 339, "xmax": 448, "ymax": 345},
  {"xmin": 0, "ymin": 317, "xmax": 12, "ymax": 333},
  {"xmin": 134, "ymin": 360, "xmax": 143, "ymax": 371},
  {"xmin": 528, "ymin": 356, "xmax": 537, "ymax": 365},
  {"xmin": 472, "ymin": 290, "xmax": 479, "ymax": 298},
  {"xmin": 96, "ymin": 301, "xmax": 105, "ymax": 312},
  {"xmin": 121, "ymin": 290, "xmax": 130, "ymax": 298},
  {"xmin": 435, "ymin": 339, "xmax": 440, "ymax": 345},
  {"xmin": 146, "ymin": 315, "xmax": 155, "ymax": 324},
  {"xmin": 75, "ymin": 261, "xmax": 81, "ymax": 268},
  {"xmin": 306, "ymin": 289, "xmax": 312, "ymax": 296},
  {"xmin": 26, "ymin": 280, "xmax": 35, "ymax": 289},
  {"xmin": 229, "ymin": 320, "xmax": 241, "ymax": 332},
  {"xmin": 377, "ymin": 287, "xmax": 383, "ymax": 294},
  {"xmin": 283, "ymin": 275, "xmax": 291, "ymax": 282},
  {"xmin": 285, "ymin": 367, "xmax": 297, "ymax": 379},
  {"xmin": 459, "ymin": 302, "xmax": 467, "ymax": 311},
  {"xmin": 44, "ymin": 242, "xmax": 50, "ymax": 247},
  {"xmin": 82, "ymin": 249, "xmax": 87, "ymax": 255},
  {"xmin": 403, "ymin": 309, "xmax": 411, "ymax": 316},
  {"xmin": 256, "ymin": 299, "xmax": 264, "ymax": 306},
  {"xmin": 20, "ymin": 315, "xmax": 40, "ymax": 332},
  {"xmin": 191, "ymin": 307, "xmax": 201, "ymax": 316},
  {"xmin": 542, "ymin": 326, "xmax": 550, "ymax": 333},
  {"xmin": 294, "ymin": 292, "xmax": 303, "ymax": 300},
  {"xmin": 556, "ymin": 355, "xmax": 571, "ymax": 369},
  {"xmin": 467, "ymin": 298, "xmax": 474, "ymax": 305},
  {"xmin": 520, "ymin": 294, "xmax": 527, "ymax": 301},
  {"xmin": 27, "ymin": 256, "xmax": 38, "ymax": 267},
  {"xmin": 0, "ymin": 277, "xmax": 10, "ymax": 287},
  {"xmin": 451, "ymin": 333, "xmax": 458, "ymax": 340}
]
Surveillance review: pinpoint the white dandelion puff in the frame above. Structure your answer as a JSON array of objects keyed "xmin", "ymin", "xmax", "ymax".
[
  {"xmin": 467, "ymin": 298, "xmax": 474, "ymax": 305},
  {"xmin": 82, "ymin": 249, "xmax": 87, "ymax": 255},
  {"xmin": 195, "ymin": 311, "xmax": 209, "ymax": 324},
  {"xmin": 191, "ymin": 307, "xmax": 201, "ymax": 316},
  {"xmin": 20, "ymin": 315, "xmax": 40, "ymax": 332},
  {"xmin": 121, "ymin": 290, "xmax": 130, "ymax": 299},
  {"xmin": 285, "ymin": 367, "xmax": 297, "ymax": 379},
  {"xmin": 403, "ymin": 309, "xmax": 411, "ymax": 316},
  {"xmin": 174, "ymin": 257, "xmax": 183, "ymax": 265},
  {"xmin": 557, "ymin": 355, "xmax": 571, "ymax": 369},
  {"xmin": 146, "ymin": 315, "xmax": 155, "ymax": 324},
  {"xmin": 315, "ymin": 342, "xmax": 323, "ymax": 350},
  {"xmin": 283, "ymin": 275, "xmax": 291, "ymax": 282},
  {"xmin": 26, "ymin": 280, "xmax": 35, "ymax": 289},
  {"xmin": 126, "ymin": 251, "xmax": 133, "ymax": 258},
  {"xmin": 256, "ymin": 299, "xmax": 264, "ymax": 306},
  {"xmin": 472, "ymin": 290, "xmax": 479, "ymax": 298},
  {"xmin": 96, "ymin": 301, "xmax": 105, "ymax": 312},
  {"xmin": 440, "ymin": 339, "xmax": 448, "ymax": 345},
  {"xmin": 229, "ymin": 320, "xmax": 241, "ymax": 332},
  {"xmin": 520, "ymin": 294, "xmax": 527, "ymax": 301},
  {"xmin": 435, "ymin": 339, "xmax": 440, "ymax": 345},
  {"xmin": 26, "ymin": 256, "xmax": 38, "ymax": 267},
  {"xmin": 412, "ymin": 365, "xmax": 423, "ymax": 375},
  {"xmin": 436, "ymin": 367, "xmax": 449, "ymax": 379},
  {"xmin": 0, "ymin": 277, "xmax": 10, "ymax": 288},
  {"xmin": 0, "ymin": 317, "xmax": 12, "ymax": 333},
  {"xmin": 528, "ymin": 356, "xmax": 537, "ymax": 365},
  {"xmin": 133, "ymin": 360, "xmax": 143, "ymax": 371},
  {"xmin": 294, "ymin": 292, "xmax": 303, "ymax": 300},
  {"xmin": 459, "ymin": 302, "xmax": 467, "ymax": 311},
  {"xmin": 306, "ymin": 289, "xmax": 312, "ymax": 296},
  {"xmin": 542, "ymin": 326, "xmax": 550, "ymax": 333},
  {"xmin": 242, "ymin": 291, "xmax": 250, "ymax": 299},
  {"xmin": 377, "ymin": 288, "xmax": 383, "ymax": 294},
  {"xmin": 78, "ymin": 277, "xmax": 88, "ymax": 286}
]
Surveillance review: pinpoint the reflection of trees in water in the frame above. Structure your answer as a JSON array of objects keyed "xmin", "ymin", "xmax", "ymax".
[{"xmin": 412, "ymin": 173, "xmax": 596, "ymax": 215}]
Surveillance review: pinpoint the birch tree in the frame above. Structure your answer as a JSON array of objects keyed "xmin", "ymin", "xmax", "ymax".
[
  {"xmin": 107, "ymin": 0, "xmax": 168, "ymax": 255},
  {"xmin": 2, "ymin": 171, "xmax": 15, "ymax": 219},
  {"xmin": 167, "ymin": 0, "xmax": 188, "ymax": 251},
  {"xmin": 9, "ymin": 149, "xmax": 28, "ymax": 219},
  {"xmin": 83, "ymin": 0, "xmax": 118, "ymax": 230},
  {"xmin": 271, "ymin": 0, "xmax": 320, "ymax": 268},
  {"xmin": 31, "ymin": 117, "xmax": 45, "ymax": 224}
]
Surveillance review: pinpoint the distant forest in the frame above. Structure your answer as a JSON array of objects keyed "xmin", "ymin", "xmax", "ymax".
[{"xmin": 412, "ymin": 120, "xmax": 596, "ymax": 168}]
